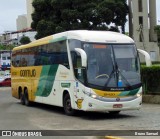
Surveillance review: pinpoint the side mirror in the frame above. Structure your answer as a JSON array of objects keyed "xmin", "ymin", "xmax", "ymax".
[
  {"xmin": 138, "ymin": 49, "xmax": 152, "ymax": 67},
  {"xmin": 74, "ymin": 48, "xmax": 87, "ymax": 67}
]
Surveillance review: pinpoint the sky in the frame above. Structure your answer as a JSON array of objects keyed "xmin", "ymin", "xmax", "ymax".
[
  {"xmin": 0, "ymin": 0, "xmax": 27, "ymax": 33},
  {"xmin": 0, "ymin": 0, "xmax": 160, "ymax": 34}
]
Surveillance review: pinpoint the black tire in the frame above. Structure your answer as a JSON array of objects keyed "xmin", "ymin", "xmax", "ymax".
[
  {"xmin": 108, "ymin": 111, "xmax": 120, "ymax": 115},
  {"xmin": 24, "ymin": 89, "xmax": 31, "ymax": 106},
  {"xmin": 63, "ymin": 93, "xmax": 75, "ymax": 116},
  {"xmin": 20, "ymin": 92, "xmax": 25, "ymax": 105}
]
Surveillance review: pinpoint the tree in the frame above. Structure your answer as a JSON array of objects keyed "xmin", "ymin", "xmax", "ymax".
[
  {"xmin": 20, "ymin": 36, "xmax": 31, "ymax": 45},
  {"xmin": 31, "ymin": 0, "xmax": 129, "ymax": 39},
  {"xmin": 0, "ymin": 44, "xmax": 15, "ymax": 50}
]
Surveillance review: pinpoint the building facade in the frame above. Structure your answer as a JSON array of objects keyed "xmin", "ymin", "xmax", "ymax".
[
  {"xmin": 26, "ymin": 0, "xmax": 34, "ymax": 28},
  {"xmin": 16, "ymin": 15, "xmax": 28, "ymax": 31},
  {"xmin": 0, "ymin": 32, "xmax": 13, "ymax": 45},
  {"xmin": 128, "ymin": 0, "xmax": 160, "ymax": 61},
  {"xmin": 0, "ymin": 30, "xmax": 36, "ymax": 46}
]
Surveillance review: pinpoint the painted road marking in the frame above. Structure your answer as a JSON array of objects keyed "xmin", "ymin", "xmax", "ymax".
[{"xmin": 105, "ymin": 136, "xmax": 123, "ymax": 139}]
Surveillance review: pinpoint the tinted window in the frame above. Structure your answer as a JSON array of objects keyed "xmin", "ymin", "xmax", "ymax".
[
  {"xmin": 15, "ymin": 50, "xmax": 21, "ymax": 67},
  {"xmin": 47, "ymin": 41, "xmax": 69, "ymax": 68},
  {"xmin": 20, "ymin": 49, "xmax": 28, "ymax": 67},
  {"xmin": 12, "ymin": 40, "xmax": 69, "ymax": 68},
  {"xmin": 28, "ymin": 47, "xmax": 36, "ymax": 66}
]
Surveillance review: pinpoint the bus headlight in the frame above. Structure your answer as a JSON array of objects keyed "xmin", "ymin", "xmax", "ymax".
[
  {"xmin": 91, "ymin": 94, "xmax": 97, "ymax": 99},
  {"xmin": 136, "ymin": 93, "xmax": 142, "ymax": 97},
  {"xmin": 84, "ymin": 91, "xmax": 98, "ymax": 99}
]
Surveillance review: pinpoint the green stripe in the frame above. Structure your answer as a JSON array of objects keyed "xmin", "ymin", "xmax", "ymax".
[
  {"xmin": 128, "ymin": 88, "xmax": 140, "ymax": 96},
  {"xmin": 119, "ymin": 88, "xmax": 140, "ymax": 97},
  {"xmin": 35, "ymin": 65, "xmax": 58, "ymax": 97},
  {"xmin": 118, "ymin": 91, "xmax": 130, "ymax": 96}
]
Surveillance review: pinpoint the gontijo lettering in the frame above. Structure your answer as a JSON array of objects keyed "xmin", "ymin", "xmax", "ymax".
[{"xmin": 20, "ymin": 69, "xmax": 36, "ymax": 77}]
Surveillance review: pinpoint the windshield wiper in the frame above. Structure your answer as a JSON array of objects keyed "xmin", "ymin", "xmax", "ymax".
[
  {"xmin": 116, "ymin": 62, "xmax": 132, "ymax": 89},
  {"xmin": 104, "ymin": 62, "xmax": 132, "ymax": 90}
]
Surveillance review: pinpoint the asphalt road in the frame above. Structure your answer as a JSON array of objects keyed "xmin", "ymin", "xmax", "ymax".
[{"xmin": 0, "ymin": 87, "xmax": 160, "ymax": 139}]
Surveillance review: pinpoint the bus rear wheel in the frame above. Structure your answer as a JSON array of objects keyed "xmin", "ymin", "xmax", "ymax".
[
  {"xmin": 20, "ymin": 92, "xmax": 25, "ymax": 105},
  {"xmin": 24, "ymin": 89, "xmax": 31, "ymax": 106},
  {"xmin": 63, "ymin": 93, "xmax": 75, "ymax": 116}
]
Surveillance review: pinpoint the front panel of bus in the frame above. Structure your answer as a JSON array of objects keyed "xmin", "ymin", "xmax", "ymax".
[{"xmin": 69, "ymin": 39, "xmax": 142, "ymax": 112}]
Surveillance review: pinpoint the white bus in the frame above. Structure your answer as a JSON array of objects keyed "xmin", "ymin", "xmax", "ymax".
[{"xmin": 11, "ymin": 30, "xmax": 149, "ymax": 115}]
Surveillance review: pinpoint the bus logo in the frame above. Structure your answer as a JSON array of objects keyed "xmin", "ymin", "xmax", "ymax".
[
  {"xmin": 116, "ymin": 98, "xmax": 120, "ymax": 102},
  {"xmin": 20, "ymin": 69, "xmax": 36, "ymax": 77}
]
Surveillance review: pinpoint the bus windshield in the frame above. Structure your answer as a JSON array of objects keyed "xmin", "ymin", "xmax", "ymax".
[{"xmin": 83, "ymin": 43, "xmax": 141, "ymax": 90}]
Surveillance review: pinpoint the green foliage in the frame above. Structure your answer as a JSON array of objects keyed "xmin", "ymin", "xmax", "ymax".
[
  {"xmin": 141, "ymin": 61, "xmax": 160, "ymax": 66},
  {"xmin": 31, "ymin": 0, "xmax": 129, "ymax": 39},
  {"xmin": 141, "ymin": 66, "xmax": 160, "ymax": 94},
  {"xmin": 0, "ymin": 44, "xmax": 15, "ymax": 50},
  {"xmin": 154, "ymin": 25, "xmax": 160, "ymax": 33},
  {"xmin": 20, "ymin": 36, "xmax": 31, "ymax": 45},
  {"xmin": 125, "ymin": 32, "xmax": 129, "ymax": 36}
]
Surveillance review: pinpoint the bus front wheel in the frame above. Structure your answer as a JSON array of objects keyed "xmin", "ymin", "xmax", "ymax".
[{"xmin": 63, "ymin": 93, "xmax": 75, "ymax": 116}]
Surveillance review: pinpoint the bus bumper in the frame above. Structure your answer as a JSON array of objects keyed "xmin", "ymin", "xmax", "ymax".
[{"xmin": 82, "ymin": 96, "xmax": 142, "ymax": 112}]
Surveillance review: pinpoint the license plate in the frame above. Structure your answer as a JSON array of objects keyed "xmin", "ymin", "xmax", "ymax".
[{"xmin": 113, "ymin": 104, "xmax": 123, "ymax": 108}]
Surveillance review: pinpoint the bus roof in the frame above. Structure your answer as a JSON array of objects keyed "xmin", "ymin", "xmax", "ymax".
[
  {"xmin": 67, "ymin": 30, "xmax": 134, "ymax": 43},
  {"xmin": 13, "ymin": 30, "xmax": 134, "ymax": 51}
]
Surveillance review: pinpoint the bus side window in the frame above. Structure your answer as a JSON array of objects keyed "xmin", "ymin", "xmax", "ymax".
[
  {"xmin": 58, "ymin": 41, "xmax": 70, "ymax": 68},
  {"xmin": 28, "ymin": 47, "xmax": 36, "ymax": 66},
  {"xmin": 15, "ymin": 50, "xmax": 21, "ymax": 67},
  {"xmin": 12, "ymin": 52, "xmax": 16, "ymax": 67},
  {"xmin": 19, "ymin": 49, "xmax": 28, "ymax": 67}
]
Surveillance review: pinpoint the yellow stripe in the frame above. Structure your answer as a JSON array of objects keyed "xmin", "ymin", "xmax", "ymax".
[
  {"xmin": 30, "ymin": 36, "xmax": 53, "ymax": 44},
  {"xmin": 13, "ymin": 36, "xmax": 53, "ymax": 50},
  {"xmin": 105, "ymin": 136, "xmax": 123, "ymax": 139},
  {"xmin": 93, "ymin": 89, "xmax": 121, "ymax": 98}
]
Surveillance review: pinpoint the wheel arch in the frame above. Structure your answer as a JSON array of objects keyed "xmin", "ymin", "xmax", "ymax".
[
  {"xmin": 62, "ymin": 89, "xmax": 75, "ymax": 109},
  {"xmin": 62, "ymin": 90, "xmax": 69, "ymax": 106}
]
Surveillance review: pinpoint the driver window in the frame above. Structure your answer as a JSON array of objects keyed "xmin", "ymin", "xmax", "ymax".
[
  {"xmin": 71, "ymin": 51, "xmax": 84, "ymax": 83},
  {"xmin": 68, "ymin": 39, "xmax": 85, "ymax": 83}
]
